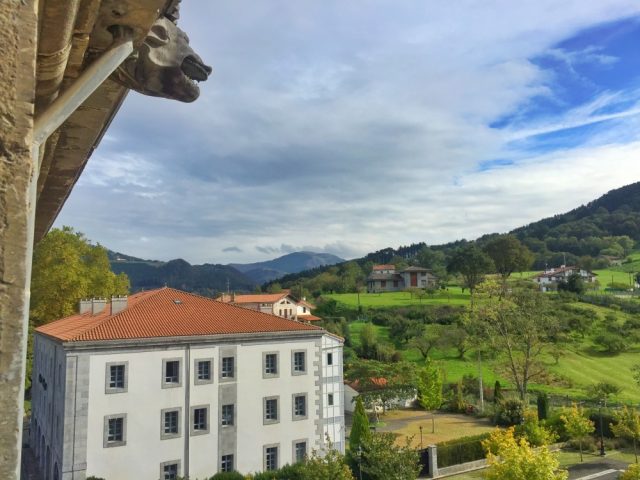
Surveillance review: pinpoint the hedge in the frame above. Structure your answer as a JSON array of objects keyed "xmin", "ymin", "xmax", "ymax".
[{"xmin": 436, "ymin": 433, "xmax": 491, "ymax": 468}]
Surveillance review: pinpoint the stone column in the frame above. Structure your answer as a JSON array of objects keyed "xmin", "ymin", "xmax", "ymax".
[
  {"xmin": 0, "ymin": 1, "xmax": 39, "ymax": 479},
  {"xmin": 427, "ymin": 444, "xmax": 438, "ymax": 478}
]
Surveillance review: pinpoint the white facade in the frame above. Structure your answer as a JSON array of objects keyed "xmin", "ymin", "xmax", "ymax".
[{"xmin": 31, "ymin": 331, "xmax": 344, "ymax": 480}]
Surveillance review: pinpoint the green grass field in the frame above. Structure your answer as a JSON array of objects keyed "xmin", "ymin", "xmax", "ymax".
[{"xmin": 325, "ymin": 288, "xmax": 470, "ymax": 308}]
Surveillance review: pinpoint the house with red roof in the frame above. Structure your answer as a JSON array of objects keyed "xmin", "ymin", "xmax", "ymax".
[
  {"xmin": 217, "ymin": 291, "xmax": 322, "ymax": 323},
  {"xmin": 532, "ymin": 265, "xmax": 597, "ymax": 292},
  {"xmin": 31, "ymin": 288, "xmax": 343, "ymax": 479}
]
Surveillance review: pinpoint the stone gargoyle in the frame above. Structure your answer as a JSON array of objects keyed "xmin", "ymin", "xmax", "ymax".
[{"xmin": 112, "ymin": 9, "xmax": 211, "ymax": 103}]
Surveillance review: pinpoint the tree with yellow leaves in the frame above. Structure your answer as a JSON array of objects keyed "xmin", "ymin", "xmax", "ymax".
[
  {"xmin": 482, "ymin": 427, "xmax": 568, "ymax": 480},
  {"xmin": 612, "ymin": 406, "xmax": 640, "ymax": 463},
  {"xmin": 621, "ymin": 464, "xmax": 640, "ymax": 480},
  {"xmin": 560, "ymin": 404, "xmax": 595, "ymax": 462}
]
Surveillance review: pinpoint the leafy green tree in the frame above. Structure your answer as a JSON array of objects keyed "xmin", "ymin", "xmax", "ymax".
[
  {"xmin": 515, "ymin": 410, "xmax": 557, "ymax": 447},
  {"xmin": 359, "ymin": 323, "xmax": 379, "ymax": 359},
  {"xmin": 483, "ymin": 427, "xmax": 568, "ymax": 480},
  {"xmin": 447, "ymin": 245, "xmax": 494, "ymax": 295},
  {"xmin": 301, "ymin": 441, "xmax": 355, "ymax": 480},
  {"xmin": 440, "ymin": 325, "xmax": 469, "ymax": 359},
  {"xmin": 416, "ymin": 246, "xmax": 448, "ymax": 280},
  {"xmin": 30, "ymin": 226, "xmax": 129, "ymax": 326},
  {"xmin": 593, "ymin": 331, "xmax": 628, "ymax": 354},
  {"xmin": 537, "ymin": 392, "xmax": 549, "ymax": 421},
  {"xmin": 494, "ymin": 381, "xmax": 503, "ymax": 404},
  {"xmin": 409, "ymin": 324, "xmax": 445, "ymax": 360},
  {"xmin": 612, "ymin": 406, "xmax": 640, "ymax": 463},
  {"xmin": 345, "ymin": 360, "xmax": 416, "ymax": 413},
  {"xmin": 470, "ymin": 281, "xmax": 560, "ymax": 400},
  {"xmin": 416, "ymin": 359, "xmax": 443, "ymax": 411},
  {"xmin": 588, "ymin": 382, "xmax": 622, "ymax": 407},
  {"xmin": 483, "ymin": 235, "xmax": 534, "ymax": 284},
  {"xmin": 349, "ymin": 397, "xmax": 371, "ymax": 454},
  {"xmin": 560, "ymin": 404, "xmax": 595, "ymax": 462},
  {"xmin": 358, "ymin": 432, "xmax": 420, "ymax": 480},
  {"xmin": 557, "ymin": 273, "xmax": 585, "ymax": 294}
]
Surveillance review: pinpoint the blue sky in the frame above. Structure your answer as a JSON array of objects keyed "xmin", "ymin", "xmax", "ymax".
[{"xmin": 56, "ymin": 1, "xmax": 640, "ymax": 263}]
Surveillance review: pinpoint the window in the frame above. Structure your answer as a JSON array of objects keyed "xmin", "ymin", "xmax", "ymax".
[
  {"xmin": 292, "ymin": 351, "xmax": 306, "ymax": 375},
  {"xmin": 264, "ymin": 397, "xmax": 279, "ymax": 424},
  {"xmin": 221, "ymin": 404, "xmax": 234, "ymax": 426},
  {"xmin": 294, "ymin": 441, "xmax": 307, "ymax": 463},
  {"xmin": 263, "ymin": 352, "xmax": 278, "ymax": 377},
  {"xmin": 191, "ymin": 406, "xmax": 209, "ymax": 435},
  {"xmin": 103, "ymin": 414, "xmax": 126, "ymax": 447},
  {"xmin": 265, "ymin": 445, "xmax": 279, "ymax": 471},
  {"xmin": 161, "ymin": 408, "xmax": 181, "ymax": 439},
  {"xmin": 381, "ymin": 280, "xmax": 387, "ymax": 288},
  {"xmin": 195, "ymin": 359, "xmax": 212, "ymax": 384},
  {"xmin": 105, "ymin": 362, "xmax": 127, "ymax": 393},
  {"xmin": 162, "ymin": 359, "xmax": 181, "ymax": 388},
  {"xmin": 293, "ymin": 394, "xmax": 307, "ymax": 419},
  {"xmin": 327, "ymin": 353, "xmax": 333, "ymax": 365},
  {"xmin": 328, "ymin": 393, "xmax": 334, "ymax": 406},
  {"xmin": 221, "ymin": 357, "xmax": 234, "ymax": 379},
  {"xmin": 160, "ymin": 461, "xmax": 180, "ymax": 480},
  {"xmin": 302, "ymin": 307, "xmax": 307, "ymax": 313},
  {"xmin": 221, "ymin": 454, "xmax": 234, "ymax": 472}
]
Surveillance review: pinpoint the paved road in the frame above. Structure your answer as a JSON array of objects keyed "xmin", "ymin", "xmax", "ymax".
[{"xmin": 568, "ymin": 459, "xmax": 628, "ymax": 480}]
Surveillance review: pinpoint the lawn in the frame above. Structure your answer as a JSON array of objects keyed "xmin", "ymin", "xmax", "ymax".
[
  {"xmin": 375, "ymin": 410, "xmax": 494, "ymax": 449},
  {"xmin": 325, "ymin": 288, "xmax": 470, "ymax": 308}
]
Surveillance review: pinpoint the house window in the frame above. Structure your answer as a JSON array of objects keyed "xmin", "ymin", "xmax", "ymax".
[
  {"xmin": 161, "ymin": 408, "xmax": 181, "ymax": 439},
  {"xmin": 303, "ymin": 307, "xmax": 307, "ymax": 313},
  {"xmin": 103, "ymin": 414, "xmax": 126, "ymax": 447},
  {"xmin": 221, "ymin": 357, "xmax": 235, "ymax": 379},
  {"xmin": 292, "ymin": 351, "xmax": 306, "ymax": 375},
  {"xmin": 191, "ymin": 406, "xmax": 209, "ymax": 435},
  {"xmin": 381, "ymin": 280, "xmax": 387, "ymax": 288},
  {"xmin": 264, "ymin": 397, "xmax": 279, "ymax": 424},
  {"xmin": 221, "ymin": 454, "xmax": 234, "ymax": 472},
  {"xmin": 327, "ymin": 353, "xmax": 333, "ymax": 365},
  {"xmin": 160, "ymin": 461, "xmax": 180, "ymax": 480},
  {"xmin": 105, "ymin": 362, "xmax": 127, "ymax": 393},
  {"xmin": 221, "ymin": 404, "xmax": 234, "ymax": 426},
  {"xmin": 162, "ymin": 359, "xmax": 181, "ymax": 388},
  {"xmin": 328, "ymin": 393, "xmax": 334, "ymax": 406},
  {"xmin": 393, "ymin": 280, "xmax": 398, "ymax": 287},
  {"xmin": 293, "ymin": 394, "xmax": 307, "ymax": 419},
  {"xmin": 195, "ymin": 359, "xmax": 212, "ymax": 384},
  {"xmin": 265, "ymin": 445, "xmax": 279, "ymax": 471},
  {"xmin": 294, "ymin": 441, "xmax": 307, "ymax": 463},
  {"xmin": 263, "ymin": 353, "xmax": 278, "ymax": 377}
]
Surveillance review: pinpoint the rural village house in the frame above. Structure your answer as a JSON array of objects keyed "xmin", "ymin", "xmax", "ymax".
[
  {"xmin": 533, "ymin": 265, "xmax": 597, "ymax": 291},
  {"xmin": 217, "ymin": 292, "xmax": 322, "ymax": 322},
  {"xmin": 366, "ymin": 265, "xmax": 438, "ymax": 293}
]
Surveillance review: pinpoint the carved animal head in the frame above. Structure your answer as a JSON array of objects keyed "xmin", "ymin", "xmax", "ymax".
[{"xmin": 113, "ymin": 16, "xmax": 211, "ymax": 103}]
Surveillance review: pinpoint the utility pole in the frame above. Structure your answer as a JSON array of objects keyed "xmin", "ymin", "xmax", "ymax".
[{"xmin": 478, "ymin": 350, "xmax": 484, "ymax": 413}]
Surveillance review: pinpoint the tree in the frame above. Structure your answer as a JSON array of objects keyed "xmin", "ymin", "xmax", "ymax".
[
  {"xmin": 494, "ymin": 380, "xmax": 503, "ymax": 404},
  {"xmin": 345, "ymin": 360, "xmax": 416, "ymax": 414},
  {"xmin": 301, "ymin": 440, "xmax": 355, "ymax": 480},
  {"xmin": 410, "ymin": 324, "xmax": 445, "ymax": 360},
  {"xmin": 537, "ymin": 392, "xmax": 549, "ymax": 421},
  {"xmin": 30, "ymin": 226, "xmax": 130, "ymax": 326},
  {"xmin": 560, "ymin": 404, "xmax": 595, "ymax": 462},
  {"xmin": 359, "ymin": 323, "xmax": 379, "ymax": 359},
  {"xmin": 557, "ymin": 273, "xmax": 586, "ymax": 294},
  {"xmin": 482, "ymin": 427, "xmax": 568, "ymax": 480},
  {"xmin": 416, "ymin": 246, "xmax": 447, "ymax": 280},
  {"xmin": 358, "ymin": 432, "xmax": 420, "ymax": 480},
  {"xmin": 349, "ymin": 397, "xmax": 371, "ymax": 454},
  {"xmin": 440, "ymin": 325, "xmax": 469, "ymax": 359},
  {"xmin": 483, "ymin": 235, "xmax": 534, "ymax": 285},
  {"xmin": 469, "ymin": 281, "xmax": 560, "ymax": 400},
  {"xmin": 612, "ymin": 406, "xmax": 640, "ymax": 463},
  {"xmin": 447, "ymin": 245, "xmax": 494, "ymax": 295},
  {"xmin": 416, "ymin": 359, "xmax": 443, "ymax": 411},
  {"xmin": 588, "ymin": 382, "xmax": 622, "ymax": 407}
]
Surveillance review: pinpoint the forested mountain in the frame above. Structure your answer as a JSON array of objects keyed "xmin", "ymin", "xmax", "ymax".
[
  {"xmin": 110, "ymin": 257, "xmax": 255, "ymax": 296},
  {"xmin": 230, "ymin": 251, "xmax": 344, "ymax": 284},
  {"xmin": 275, "ymin": 182, "xmax": 640, "ymax": 292}
]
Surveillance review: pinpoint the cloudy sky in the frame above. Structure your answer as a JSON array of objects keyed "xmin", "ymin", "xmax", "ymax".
[{"xmin": 56, "ymin": 1, "xmax": 640, "ymax": 264}]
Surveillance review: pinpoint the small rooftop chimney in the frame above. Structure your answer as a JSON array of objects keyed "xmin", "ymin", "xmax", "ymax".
[
  {"xmin": 231, "ymin": 292, "xmax": 236, "ymax": 302},
  {"xmin": 79, "ymin": 299, "xmax": 92, "ymax": 314},
  {"xmin": 91, "ymin": 298, "xmax": 106, "ymax": 315},
  {"xmin": 111, "ymin": 296, "xmax": 128, "ymax": 315}
]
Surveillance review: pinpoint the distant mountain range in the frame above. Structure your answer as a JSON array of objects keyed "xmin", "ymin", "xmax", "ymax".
[
  {"xmin": 108, "ymin": 250, "xmax": 344, "ymax": 294},
  {"xmin": 230, "ymin": 251, "xmax": 344, "ymax": 284}
]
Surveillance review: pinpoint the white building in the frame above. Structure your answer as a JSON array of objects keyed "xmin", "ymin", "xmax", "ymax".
[
  {"xmin": 533, "ymin": 265, "xmax": 597, "ymax": 291},
  {"xmin": 217, "ymin": 292, "xmax": 322, "ymax": 323},
  {"xmin": 31, "ymin": 287, "xmax": 344, "ymax": 480}
]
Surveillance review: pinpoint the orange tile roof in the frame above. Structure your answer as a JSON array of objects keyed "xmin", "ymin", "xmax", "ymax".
[
  {"xmin": 372, "ymin": 264, "xmax": 395, "ymax": 271},
  {"xmin": 36, "ymin": 288, "xmax": 321, "ymax": 342},
  {"xmin": 298, "ymin": 314, "xmax": 322, "ymax": 322},
  {"xmin": 217, "ymin": 292, "xmax": 290, "ymax": 304}
]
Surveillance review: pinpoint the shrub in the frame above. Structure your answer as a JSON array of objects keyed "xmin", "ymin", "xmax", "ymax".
[
  {"xmin": 210, "ymin": 472, "xmax": 245, "ymax": 480},
  {"xmin": 436, "ymin": 433, "xmax": 491, "ymax": 468},
  {"xmin": 621, "ymin": 463, "xmax": 640, "ymax": 480},
  {"xmin": 537, "ymin": 392, "xmax": 549, "ymax": 421},
  {"xmin": 593, "ymin": 332, "xmax": 628, "ymax": 354},
  {"xmin": 515, "ymin": 410, "xmax": 557, "ymax": 447},
  {"xmin": 494, "ymin": 399, "xmax": 525, "ymax": 427}
]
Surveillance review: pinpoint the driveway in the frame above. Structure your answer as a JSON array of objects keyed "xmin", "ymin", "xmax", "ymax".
[{"xmin": 568, "ymin": 459, "xmax": 628, "ymax": 480}]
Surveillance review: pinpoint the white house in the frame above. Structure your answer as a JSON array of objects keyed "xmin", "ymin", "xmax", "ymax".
[
  {"xmin": 31, "ymin": 287, "xmax": 344, "ymax": 480},
  {"xmin": 217, "ymin": 292, "xmax": 322, "ymax": 323},
  {"xmin": 533, "ymin": 265, "xmax": 597, "ymax": 291}
]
